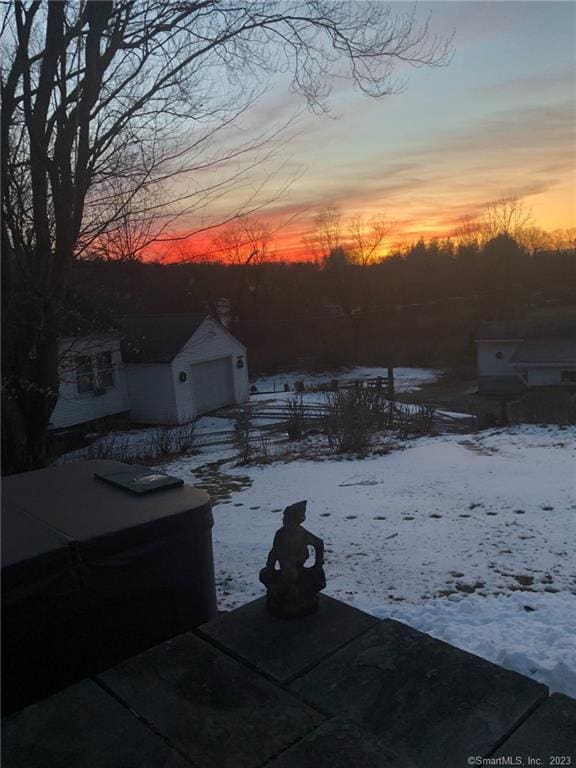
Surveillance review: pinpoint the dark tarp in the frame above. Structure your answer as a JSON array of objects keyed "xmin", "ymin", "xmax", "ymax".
[{"xmin": 2, "ymin": 460, "xmax": 216, "ymax": 714}]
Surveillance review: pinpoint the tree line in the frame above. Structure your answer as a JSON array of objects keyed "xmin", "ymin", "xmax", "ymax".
[{"xmin": 72, "ymin": 229, "xmax": 576, "ymax": 374}]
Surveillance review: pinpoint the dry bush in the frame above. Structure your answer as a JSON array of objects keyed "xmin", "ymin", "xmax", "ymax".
[
  {"xmin": 286, "ymin": 395, "xmax": 306, "ymax": 440},
  {"xmin": 234, "ymin": 409, "xmax": 254, "ymax": 464},
  {"xmin": 323, "ymin": 388, "xmax": 387, "ymax": 454},
  {"xmin": 509, "ymin": 389, "xmax": 576, "ymax": 425}
]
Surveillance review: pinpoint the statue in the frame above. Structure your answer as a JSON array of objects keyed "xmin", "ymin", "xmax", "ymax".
[{"xmin": 259, "ymin": 500, "xmax": 326, "ymax": 618}]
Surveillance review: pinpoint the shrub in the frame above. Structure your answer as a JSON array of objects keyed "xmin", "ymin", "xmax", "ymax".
[
  {"xmin": 323, "ymin": 388, "xmax": 387, "ymax": 454},
  {"xmin": 286, "ymin": 395, "xmax": 306, "ymax": 440},
  {"xmin": 234, "ymin": 408, "xmax": 254, "ymax": 464},
  {"xmin": 509, "ymin": 388, "xmax": 576, "ymax": 425},
  {"xmin": 149, "ymin": 424, "xmax": 174, "ymax": 456},
  {"xmin": 173, "ymin": 421, "xmax": 197, "ymax": 453}
]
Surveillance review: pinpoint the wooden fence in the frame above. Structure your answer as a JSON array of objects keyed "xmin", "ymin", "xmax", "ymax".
[{"xmin": 251, "ymin": 371, "xmax": 395, "ymax": 398}]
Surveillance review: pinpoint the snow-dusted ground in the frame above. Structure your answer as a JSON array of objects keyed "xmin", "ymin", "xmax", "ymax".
[
  {"xmin": 60, "ymin": 366, "xmax": 576, "ymax": 696},
  {"xmin": 162, "ymin": 422, "xmax": 576, "ymax": 697}
]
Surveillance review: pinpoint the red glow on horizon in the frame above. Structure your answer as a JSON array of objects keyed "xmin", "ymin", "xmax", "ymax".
[{"xmin": 140, "ymin": 200, "xmax": 573, "ymax": 264}]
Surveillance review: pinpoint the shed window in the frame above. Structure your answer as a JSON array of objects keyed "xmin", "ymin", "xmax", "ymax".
[
  {"xmin": 76, "ymin": 355, "xmax": 94, "ymax": 394},
  {"xmin": 76, "ymin": 350, "xmax": 115, "ymax": 394},
  {"xmin": 96, "ymin": 351, "xmax": 114, "ymax": 388},
  {"xmin": 561, "ymin": 370, "xmax": 576, "ymax": 383}
]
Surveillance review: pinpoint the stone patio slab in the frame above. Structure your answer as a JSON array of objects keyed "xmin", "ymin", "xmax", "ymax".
[
  {"xmin": 1, "ymin": 680, "xmax": 189, "ymax": 768},
  {"xmin": 199, "ymin": 594, "xmax": 379, "ymax": 683},
  {"xmin": 100, "ymin": 630, "xmax": 324, "ymax": 768},
  {"xmin": 264, "ymin": 718, "xmax": 418, "ymax": 768},
  {"xmin": 492, "ymin": 692, "xmax": 576, "ymax": 762},
  {"xmin": 290, "ymin": 619, "xmax": 548, "ymax": 768}
]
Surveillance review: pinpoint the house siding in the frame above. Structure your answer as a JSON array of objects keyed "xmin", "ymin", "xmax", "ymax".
[
  {"xmin": 50, "ymin": 336, "xmax": 129, "ymax": 429},
  {"xmin": 125, "ymin": 363, "xmax": 178, "ymax": 424},
  {"xmin": 171, "ymin": 317, "xmax": 249, "ymax": 422},
  {"xmin": 525, "ymin": 367, "xmax": 576, "ymax": 386},
  {"xmin": 477, "ymin": 340, "xmax": 523, "ymax": 378}
]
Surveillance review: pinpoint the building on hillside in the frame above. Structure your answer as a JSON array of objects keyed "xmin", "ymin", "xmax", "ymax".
[
  {"xmin": 120, "ymin": 314, "xmax": 249, "ymax": 424},
  {"xmin": 476, "ymin": 320, "xmax": 576, "ymax": 397},
  {"xmin": 50, "ymin": 334, "xmax": 129, "ymax": 429}
]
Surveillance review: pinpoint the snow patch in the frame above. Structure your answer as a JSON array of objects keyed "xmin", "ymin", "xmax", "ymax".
[{"xmin": 369, "ymin": 592, "xmax": 576, "ymax": 698}]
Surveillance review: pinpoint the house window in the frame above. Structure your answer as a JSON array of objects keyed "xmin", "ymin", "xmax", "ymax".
[
  {"xmin": 96, "ymin": 351, "xmax": 114, "ymax": 389},
  {"xmin": 561, "ymin": 370, "xmax": 576, "ymax": 383},
  {"xmin": 76, "ymin": 350, "xmax": 115, "ymax": 394},
  {"xmin": 76, "ymin": 355, "xmax": 94, "ymax": 394}
]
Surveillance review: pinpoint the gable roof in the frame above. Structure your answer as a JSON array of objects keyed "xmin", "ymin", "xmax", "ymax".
[
  {"xmin": 476, "ymin": 316, "xmax": 576, "ymax": 342},
  {"xmin": 118, "ymin": 314, "xmax": 209, "ymax": 363},
  {"xmin": 510, "ymin": 338, "xmax": 576, "ymax": 367},
  {"xmin": 476, "ymin": 321, "xmax": 526, "ymax": 341}
]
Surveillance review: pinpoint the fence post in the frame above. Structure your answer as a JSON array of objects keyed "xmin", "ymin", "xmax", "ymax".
[{"xmin": 387, "ymin": 366, "xmax": 395, "ymax": 401}]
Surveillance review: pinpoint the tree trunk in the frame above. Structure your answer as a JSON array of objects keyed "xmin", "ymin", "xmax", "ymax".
[{"xmin": 1, "ymin": 305, "xmax": 60, "ymax": 475}]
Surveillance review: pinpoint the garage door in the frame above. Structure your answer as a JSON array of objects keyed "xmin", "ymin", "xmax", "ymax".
[{"xmin": 192, "ymin": 357, "xmax": 235, "ymax": 415}]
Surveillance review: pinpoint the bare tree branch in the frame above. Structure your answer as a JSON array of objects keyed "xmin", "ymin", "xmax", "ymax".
[{"xmin": 1, "ymin": 0, "xmax": 451, "ymax": 472}]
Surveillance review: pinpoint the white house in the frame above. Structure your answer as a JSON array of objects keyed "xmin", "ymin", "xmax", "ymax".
[
  {"xmin": 476, "ymin": 320, "xmax": 576, "ymax": 396},
  {"xmin": 509, "ymin": 338, "xmax": 576, "ymax": 387},
  {"xmin": 50, "ymin": 334, "xmax": 129, "ymax": 429},
  {"xmin": 120, "ymin": 314, "xmax": 249, "ymax": 424}
]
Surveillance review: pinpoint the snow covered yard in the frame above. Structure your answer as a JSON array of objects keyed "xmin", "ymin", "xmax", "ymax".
[
  {"xmin": 163, "ymin": 423, "xmax": 576, "ymax": 697},
  {"xmin": 250, "ymin": 366, "xmax": 439, "ymax": 393},
  {"xmin": 59, "ymin": 365, "xmax": 575, "ymax": 697}
]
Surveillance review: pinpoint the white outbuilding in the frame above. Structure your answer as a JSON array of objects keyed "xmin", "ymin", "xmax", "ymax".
[
  {"xmin": 120, "ymin": 314, "xmax": 249, "ymax": 424},
  {"xmin": 476, "ymin": 319, "xmax": 576, "ymax": 396}
]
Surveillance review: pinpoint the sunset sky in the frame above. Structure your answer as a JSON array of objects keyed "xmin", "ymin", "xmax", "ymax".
[{"xmin": 153, "ymin": 1, "xmax": 576, "ymax": 262}]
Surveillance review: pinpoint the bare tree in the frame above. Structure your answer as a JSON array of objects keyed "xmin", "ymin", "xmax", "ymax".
[
  {"xmin": 347, "ymin": 213, "xmax": 393, "ymax": 265},
  {"xmin": 453, "ymin": 196, "xmax": 533, "ymax": 251},
  {"xmin": 303, "ymin": 204, "xmax": 343, "ymax": 261},
  {"xmin": 212, "ymin": 218, "xmax": 273, "ymax": 266},
  {"xmin": 83, "ymin": 206, "xmax": 156, "ymax": 262},
  {"xmin": 452, "ymin": 214, "xmax": 484, "ymax": 249},
  {"xmin": 483, "ymin": 194, "xmax": 533, "ymax": 241},
  {"xmin": 1, "ymin": 1, "xmax": 451, "ymax": 472}
]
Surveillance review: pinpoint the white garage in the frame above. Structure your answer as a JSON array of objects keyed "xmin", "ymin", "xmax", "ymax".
[{"xmin": 120, "ymin": 314, "xmax": 249, "ymax": 424}]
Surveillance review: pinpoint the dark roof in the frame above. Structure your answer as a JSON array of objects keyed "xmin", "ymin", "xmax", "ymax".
[
  {"xmin": 118, "ymin": 314, "xmax": 208, "ymax": 363},
  {"xmin": 477, "ymin": 317, "xmax": 576, "ymax": 342},
  {"xmin": 476, "ymin": 321, "xmax": 526, "ymax": 341},
  {"xmin": 510, "ymin": 338, "xmax": 576, "ymax": 366}
]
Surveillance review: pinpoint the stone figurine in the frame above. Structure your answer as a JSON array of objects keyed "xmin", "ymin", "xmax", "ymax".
[{"xmin": 259, "ymin": 500, "xmax": 326, "ymax": 618}]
